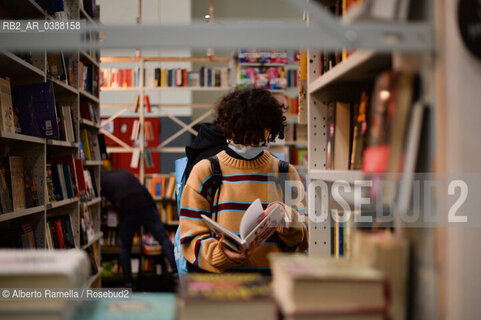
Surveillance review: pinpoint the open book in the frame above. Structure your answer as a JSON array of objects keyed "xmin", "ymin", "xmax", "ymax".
[{"xmin": 201, "ymin": 199, "xmax": 284, "ymax": 253}]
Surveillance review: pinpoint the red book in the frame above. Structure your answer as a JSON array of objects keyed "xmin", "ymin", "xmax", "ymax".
[
  {"xmin": 74, "ymin": 159, "xmax": 88, "ymax": 198},
  {"xmin": 182, "ymin": 69, "xmax": 188, "ymax": 87},
  {"xmin": 80, "ymin": 99, "xmax": 92, "ymax": 121},
  {"xmin": 362, "ymin": 145, "xmax": 390, "ymax": 173},
  {"xmin": 144, "ymin": 95, "xmax": 151, "ymax": 113},
  {"xmin": 117, "ymin": 69, "xmax": 122, "ymax": 87},
  {"xmin": 54, "ymin": 220, "xmax": 64, "ymax": 249}
]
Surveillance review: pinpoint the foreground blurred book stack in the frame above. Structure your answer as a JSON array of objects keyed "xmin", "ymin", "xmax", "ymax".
[
  {"xmin": 177, "ymin": 273, "xmax": 277, "ymax": 320},
  {"xmin": 269, "ymin": 254, "xmax": 390, "ymax": 320},
  {"xmin": 0, "ymin": 250, "xmax": 90, "ymax": 320}
]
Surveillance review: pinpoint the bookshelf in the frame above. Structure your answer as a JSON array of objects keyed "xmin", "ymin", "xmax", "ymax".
[
  {"xmin": 232, "ymin": 49, "xmax": 306, "ymax": 173},
  {"xmin": 99, "ymin": 55, "xmax": 234, "ymax": 184},
  {"xmin": 0, "ymin": 0, "xmax": 102, "ymax": 288}
]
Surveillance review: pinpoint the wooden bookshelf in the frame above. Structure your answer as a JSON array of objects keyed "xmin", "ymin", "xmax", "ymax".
[
  {"xmin": 81, "ymin": 232, "xmax": 104, "ymax": 250},
  {"xmin": 46, "ymin": 139, "xmax": 79, "ymax": 148},
  {"xmin": 79, "ymin": 118, "xmax": 101, "ymax": 129},
  {"xmin": 84, "ymin": 197, "xmax": 102, "ymax": 206},
  {"xmin": 0, "ymin": 132, "xmax": 45, "ymax": 144},
  {"xmin": 0, "ymin": 205, "xmax": 46, "ymax": 223},
  {"xmin": 46, "ymin": 198, "xmax": 79, "ymax": 210},
  {"xmin": 308, "ymin": 50, "xmax": 391, "ymax": 94},
  {"xmin": 0, "ymin": 51, "xmax": 46, "ymax": 80},
  {"xmin": 0, "ymin": 0, "xmax": 102, "ymax": 288}
]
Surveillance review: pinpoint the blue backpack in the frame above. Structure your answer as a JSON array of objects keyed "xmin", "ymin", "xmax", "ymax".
[
  {"xmin": 174, "ymin": 154, "xmax": 289, "ymax": 278},
  {"xmin": 174, "ymin": 155, "xmax": 223, "ymax": 277}
]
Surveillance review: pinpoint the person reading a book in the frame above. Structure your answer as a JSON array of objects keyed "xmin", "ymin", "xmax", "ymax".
[
  {"xmin": 101, "ymin": 167, "xmax": 177, "ymax": 287},
  {"xmin": 180, "ymin": 88, "xmax": 307, "ymax": 276}
]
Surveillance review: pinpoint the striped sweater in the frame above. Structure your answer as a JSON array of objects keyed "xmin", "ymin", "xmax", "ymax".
[{"xmin": 179, "ymin": 150, "xmax": 307, "ymax": 275}]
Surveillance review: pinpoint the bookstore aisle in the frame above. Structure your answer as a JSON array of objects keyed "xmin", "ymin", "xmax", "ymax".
[{"xmin": 1, "ymin": 0, "xmax": 481, "ymax": 319}]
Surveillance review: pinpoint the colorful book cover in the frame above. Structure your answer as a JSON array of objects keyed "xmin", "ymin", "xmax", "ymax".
[
  {"xmin": 179, "ymin": 273, "xmax": 271, "ymax": 301},
  {"xmin": 46, "ymin": 164, "xmax": 56, "ymax": 203},
  {"xmin": 80, "ymin": 129, "xmax": 92, "ymax": 161}
]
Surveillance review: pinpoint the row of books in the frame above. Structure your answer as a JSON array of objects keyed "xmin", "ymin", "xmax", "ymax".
[
  {"xmin": 100, "ymin": 67, "xmax": 231, "ymax": 88},
  {"xmin": 47, "ymin": 52, "xmax": 77, "ymax": 87},
  {"xmin": 46, "ymin": 155, "xmax": 98, "ymax": 203},
  {"xmin": 325, "ymin": 70, "xmax": 420, "ymax": 172},
  {"xmin": 157, "ymin": 202, "xmax": 178, "ymax": 224},
  {"xmin": 80, "ymin": 97, "xmax": 99, "ymax": 123},
  {"xmin": 237, "ymin": 66, "xmax": 287, "ymax": 90},
  {"xmin": 80, "ymin": 128, "xmax": 105, "ymax": 161},
  {"xmin": 286, "ymin": 69, "xmax": 298, "ymax": 88},
  {"xmin": 79, "ymin": 61, "xmax": 99, "ymax": 96},
  {"xmin": 146, "ymin": 174, "xmax": 176, "ymax": 199},
  {"xmin": 279, "ymin": 147, "xmax": 308, "ymax": 167},
  {"xmin": 46, "ymin": 215, "xmax": 75, "ymax": 249},
  {"xmin": 317, "ymin": 0, "xmax": 362, "ymax": 75},
  {"xmin": 0, "ymin": 78, "xmax": 100, "ymax": 145},
  {"xmin": 0, "ymin": 80, "xmax": 57, "ymax": 138},
  {"xmin": 0, "ymin": 156, "xmax": 39, "ymax": 214},
  {"xmin": 101, "ymin": 229, "xmax": 140, "ymax": 247},
  {"xmin": 237, "ymin": 49, "xmax": 299, "ymax": 64},
  {"xmin": 130, "ymin": 118, "xmax": 155, "ymax": 141}
]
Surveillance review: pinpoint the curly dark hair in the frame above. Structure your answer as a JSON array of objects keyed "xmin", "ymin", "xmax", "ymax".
[{"xmin": 213, "ymin": 87, "xmax": 286, "ymax": 146}]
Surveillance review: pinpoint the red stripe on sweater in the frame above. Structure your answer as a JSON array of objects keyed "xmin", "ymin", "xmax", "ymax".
[
  {"xmin": 212, "ymin": 202, "xmax": 268, "ymax": 212},
  {"xmin": 223, "ymin": 175, "xmax": 273, "ymax": 182},
  {"xmin": 179, "ymin": 208, "xmax": 204, "ymax": 219},
  {"xmin": 180, "ymin": 235, "xmax": 195, "ymax": 245}
]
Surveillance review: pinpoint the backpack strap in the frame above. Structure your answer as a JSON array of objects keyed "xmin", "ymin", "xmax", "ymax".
[
  {"xmin": 278, "ymin": 160, "xmax": 290, "ymax": 202},
  {"xmin": 208, "ymin": 155, "xmax": 222, "ymax": 222}
]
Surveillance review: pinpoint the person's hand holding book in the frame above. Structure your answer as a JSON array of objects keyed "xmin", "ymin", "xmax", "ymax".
[{"xmin": 219, "ymin": 235, "xmax": 257, "ymax": 264}]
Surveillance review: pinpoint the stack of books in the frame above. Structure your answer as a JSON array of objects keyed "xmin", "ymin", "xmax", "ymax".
[
  {"xmin": 178, "ymin": 273, "xmax": 277, "ymax": 320},
  {"xmin": 270, "ymin": 254, "xmax": 390, "ymax": 320}
]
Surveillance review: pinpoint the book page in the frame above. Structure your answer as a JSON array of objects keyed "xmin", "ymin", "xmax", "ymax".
[
  {"xmin": 201, "ymin": 214, "xmax": 244, "ymax": 249},
  {"xmin": 243, "ymin": 203, "xmax": 284, "ymax": 248},
  {"xmin": 239, "ymin": 198, "xmax": 265, "ymax": 240}
]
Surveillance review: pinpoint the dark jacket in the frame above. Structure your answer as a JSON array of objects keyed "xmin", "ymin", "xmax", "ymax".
[
  {"xmin": 184, "ymin": 123, "xmax": 228, "ymax": 179},
  {"xmin": 101, "ymin": 169, "xmax": 155, "ymax": 218}
]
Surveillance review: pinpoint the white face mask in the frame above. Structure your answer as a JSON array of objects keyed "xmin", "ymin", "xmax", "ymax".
[{"xmin": 228, "ymin": 143, "xmax": 268, "ymax": 160}]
